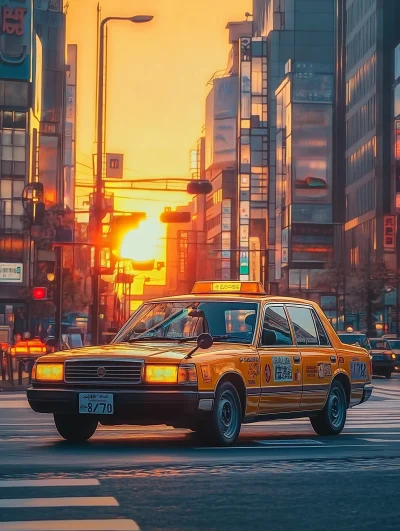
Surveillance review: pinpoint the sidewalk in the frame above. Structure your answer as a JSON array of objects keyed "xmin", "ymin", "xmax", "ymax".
[{"xmin": 0, "ymin": 371, "xmax": 30, "ymax": 392}]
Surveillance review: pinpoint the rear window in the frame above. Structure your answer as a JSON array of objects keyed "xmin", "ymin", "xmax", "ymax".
[
  {"xmin": 370, "ymin": 339, "xmax": 389, "ymax": 350},
  {"xmin": 338, "ymin": 334, "xmax": 370, "ymax": 349}
]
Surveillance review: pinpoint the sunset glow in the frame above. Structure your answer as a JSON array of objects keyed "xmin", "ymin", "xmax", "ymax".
[{"xmin": 120, "ymin": 219, "xmax": 163, "ymax": 262}]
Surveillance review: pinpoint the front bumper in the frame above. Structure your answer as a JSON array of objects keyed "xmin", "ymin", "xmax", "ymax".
[
  {"xmin": 360, "ymin": 384, "xmax": 373, "ymax": 404},
  {"xmin": 371, "ymin": 359, "xmax": 396, "ymax": 369},
  {"xmin": 27, "ymin": 387, "xmax": 200, "ymax": 427}
]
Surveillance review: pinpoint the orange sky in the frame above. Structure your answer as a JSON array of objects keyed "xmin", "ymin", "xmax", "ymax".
[
  {"xmin": 67, "ymin": 0, "xmax": 250, "ymax": 209},
  {"xmin": 67, "ymin": 0, "xmax": 250, "ymax": 299}
]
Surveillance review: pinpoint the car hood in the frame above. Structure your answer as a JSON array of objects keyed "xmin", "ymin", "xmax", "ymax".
[{"xmin": 37, "ymin": 341, "xmax": 254, "ymax": 364}]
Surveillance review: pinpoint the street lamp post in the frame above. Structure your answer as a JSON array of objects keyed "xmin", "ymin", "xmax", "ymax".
[{"xmin": 92, "ymin": 14, "xmax": 153, "ymax": 346}]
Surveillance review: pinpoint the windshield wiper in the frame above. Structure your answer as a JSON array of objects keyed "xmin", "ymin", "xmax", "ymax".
[
  {"xmin": 211, "ymin": 334, "xmax": 250, "ymax": 342},
  {"xmin": 127, "ymin": 336, "xmax": 175, "ymax": 343},
  {"xmin": 177, "ymin": 336, "xmax": 199, "ymax": 343}
]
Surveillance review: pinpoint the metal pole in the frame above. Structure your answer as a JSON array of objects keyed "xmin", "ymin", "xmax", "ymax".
[
  {"xmin": 54, "ymin": 246, "xmax": 63, "ymax": 351},
  {"xmin": 92, "ymin": 19, "xmax": 106, "ymax": 347}
]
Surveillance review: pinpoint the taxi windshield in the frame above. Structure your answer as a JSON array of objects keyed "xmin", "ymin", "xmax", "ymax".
[{"xmin": 114, "ymin": 301, "xmax": 259, "ymax": 344}]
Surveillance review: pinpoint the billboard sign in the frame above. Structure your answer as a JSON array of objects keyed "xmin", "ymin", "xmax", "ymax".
[
  {"xmin": 292, "ymin": 104, "xmax": 332, "ymax": 204},
  {"xmin": 384, "ymin": 216, "xmax": 396, "ymax": 250},
  {"xmin": 249, "ymin": 237, "xmax": 260, "ymax": 282},
  {"xmin": 292, "ymin": 73, "xmax": 333, "ymax": 104},
  {"xmin": 106, "ymin": 153, "xmax": 124, "ymax": 179},
  {"xmin": 0, "ymin": 262, "xmax": 23, "ymax": 283},
  {"xmin": 0, "ymin": 0, "xmax": 33, "ymax": 80}
]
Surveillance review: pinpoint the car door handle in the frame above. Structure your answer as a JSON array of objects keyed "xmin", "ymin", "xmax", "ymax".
[
  {"xmin": 293, "ymin": 356, "xmax": 301, "ymax": 364},
  {"xmin": 330, "ymin": 356, "xmax": 337, "ymax": 363}
]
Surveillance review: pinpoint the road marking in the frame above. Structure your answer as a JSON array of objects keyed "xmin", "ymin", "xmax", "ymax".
[
  {"xmin": 0, "ymin": 497, "xmax": 118, "ymax": 508},
  {"xmin": 361, "ymin": 438, "xmax": 400, "ymax": 443},
  {"xmin": 256, "ymin": 439, "xmax": 324, "ymax": 445},
  {"xmin": 0, "ymin": 401, "xmax": 29, "ymax": 409},
  {"xmin": 0, "ymin": 479, "xmax": 100, "ymax": 488},
  {"xmin": 0, "ymin": 520, "xmax": 140, "ymax": 531},
  {"xmin": 195, "ymin": 443, "xmax": 386, "ymax": 450}
]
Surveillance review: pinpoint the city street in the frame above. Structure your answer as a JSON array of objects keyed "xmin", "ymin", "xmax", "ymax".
[{"xmin": 0, "ymin": 376, "xmax": 399, "ymax": 530}]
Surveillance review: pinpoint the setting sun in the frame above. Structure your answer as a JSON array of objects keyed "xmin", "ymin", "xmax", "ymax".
[{"xmin": 120, "ymin": 219, "xmax": 163, "ymax": 262}]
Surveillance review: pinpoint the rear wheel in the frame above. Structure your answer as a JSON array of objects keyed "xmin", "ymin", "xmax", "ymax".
[
  {"xmin": 384, "ymin": 368, "xmax": 392, "ymax": 379},
  {"xmin": 54, "ymin": 414, "xmax": 98, "ymax": 443},
  {"xmin": 196, "ymin": 382, "xmax": 242, "ymax": 446},
  {"xmin": 310, "ymin": 380, "xmax": 347, "ymax": 436}
]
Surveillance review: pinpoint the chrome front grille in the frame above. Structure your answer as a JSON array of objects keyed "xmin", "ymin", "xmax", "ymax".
[{"xmin": 64, "ymin": 359, "xmax": 143, "ymax": 385}]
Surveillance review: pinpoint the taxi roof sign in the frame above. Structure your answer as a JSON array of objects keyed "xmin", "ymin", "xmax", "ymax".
[{"xmin": 191, "ymin": 281, "xmax": 266, "ymax": 295}]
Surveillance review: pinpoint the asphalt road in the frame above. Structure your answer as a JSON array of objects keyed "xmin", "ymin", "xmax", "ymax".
[{"xmin": 0, "ymin": 375, "xmax": 399, "ymax": 530}]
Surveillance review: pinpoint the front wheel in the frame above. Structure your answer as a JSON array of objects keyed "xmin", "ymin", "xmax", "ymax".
[
  {"xmin": 196, "ymin": 382, "xmax": 242, "ymax": 446},
  {"xmin": 310, "ymin": 380, "xmax": 347, "ymax": 436},
  {"xmin": 54, "ymin": 414, "xmax": 98, "ymax": 443}
]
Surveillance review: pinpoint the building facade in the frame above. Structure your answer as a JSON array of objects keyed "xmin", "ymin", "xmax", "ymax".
[
  {"xmin": 338, "ymin": 0, "xmax": 400, "ymax": 332},
  {"xmin": 252, "ymin": 0, "xmax": 336, "ymax": 304},
  {"xmin": 0, "ymin": 0, "xmax": 66, "ymax": 335}
]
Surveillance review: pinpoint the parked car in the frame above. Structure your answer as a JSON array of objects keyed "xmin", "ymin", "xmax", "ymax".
[
  {"xmin": 384, "ymin": 338, "xmax": 400, "ymax": 372},
  {"xmin": 368, "ymin": 339, "xmax": 397, "ymax": 379}
]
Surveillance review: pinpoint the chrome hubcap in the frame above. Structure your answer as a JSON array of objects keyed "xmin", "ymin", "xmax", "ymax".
[
  {"xmin": 328, "ymin": 388, "xmax": 345, "ymax": 428},
  {"xmin": 218, "ymin": 391, "xmax": 238, "ymax": 439}
]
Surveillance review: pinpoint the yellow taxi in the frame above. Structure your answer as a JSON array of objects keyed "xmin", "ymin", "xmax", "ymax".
[{"xmin": 27, "ymin": 281, "xmax": 373, "ymax": 446}]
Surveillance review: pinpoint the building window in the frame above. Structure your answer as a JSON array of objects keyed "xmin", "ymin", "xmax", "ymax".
[{"xmin": 0, "ymin": 111, "xmax": 27, "ymax": 234}]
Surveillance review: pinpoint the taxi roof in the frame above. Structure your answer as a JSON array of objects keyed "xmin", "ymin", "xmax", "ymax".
[{"xmin": 145, "ymin": 293, "xmax": 321, "ymax": 307}]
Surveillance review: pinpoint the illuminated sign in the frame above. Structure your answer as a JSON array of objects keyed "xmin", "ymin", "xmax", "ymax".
[
  {"xmin": 0, "ymin": 262, "xmax": 23, "ymax": 283},
  {"xmin": 0, "ymin": 0, "xmax": 32, "ymax": 80},
  {"xmin": 384, "ymin": 216, "xmax": 396, "ymax": 250}
]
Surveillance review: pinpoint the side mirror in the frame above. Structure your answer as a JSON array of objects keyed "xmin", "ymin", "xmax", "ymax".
[
  {"xmin": 185, "ymin": 333, "xmax": 213, "ymax": 359},
  {"xmin": 197, "ymin": 333, "xmax": 213, "ymax": 350},
  {"xmin": 262, "ymin": 329, "xmax": 277, "ymax": 346}
]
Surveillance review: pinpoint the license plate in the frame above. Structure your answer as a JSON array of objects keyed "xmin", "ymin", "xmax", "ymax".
[{"xmin": 79, "ymin": 393, "xmax": 114, "ymax": 415}]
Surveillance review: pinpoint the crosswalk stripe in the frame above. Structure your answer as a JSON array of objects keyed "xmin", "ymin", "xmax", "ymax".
[
  {"xmin": 0, "ymin": 497, "xmax": 118, "ymax": 508},
  {"xmin": 0, "ymin": 401, "xmax": 29, "ymax": 409},
  {"xmin": 0, "ymin": 520, "xmax": 140, "ymax": 531},
  {"xmin": 0, "ymin": 479, "xmax": 100, "ymax": 488}
]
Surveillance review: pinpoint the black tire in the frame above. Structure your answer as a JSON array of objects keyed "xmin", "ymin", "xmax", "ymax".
[
  {"xmin": 196, "ymin": 382, "xmax": 242, "ymax": 447},
  {"xmin": 54, "ymin": 414, "xmax": 98, "ymax": 443},
  {"xmin": 310, "ymin": 380, "xmax": 347, "ymax": 436},
  {"xmin": 384, "ymin": 369, "xmax": 392, "ymax": 379}
]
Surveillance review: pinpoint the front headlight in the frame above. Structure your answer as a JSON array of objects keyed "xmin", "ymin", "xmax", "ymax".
[
  {"xmin": 34, "ymin": 363, "xmax": 64, "ymax": 382},
  {"xmin": 145, "ymin": 365, "xmax": 178, "ymax": 384},
  {"xmin": 391, "ymin": 353, "xmax": 397, "ymax": 360}
]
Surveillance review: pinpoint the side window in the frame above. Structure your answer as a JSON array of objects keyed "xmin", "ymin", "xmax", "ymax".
[
  {"xmin": 286, "ymin": 306, "xmax": 319, "ymax": 346},
  {"xmin": 261, "ymin": 305, "xmax": 293, "ymax": 346},
  {"xmin": 313, "ymin": 312, "xmax": 330, "ymax": 346}
]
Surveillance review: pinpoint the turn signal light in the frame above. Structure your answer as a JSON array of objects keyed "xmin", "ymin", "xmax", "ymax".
[
  {"xmin": 178, "ymin": 364, "xmax": 197, "ymax": 384},
  {"xmin": 34, "ymin": 363, "xmax": 64, "ymax": 382},
  {"xmin": 145, "ymin": 365, "xmax": 178, "ymax": 384}
]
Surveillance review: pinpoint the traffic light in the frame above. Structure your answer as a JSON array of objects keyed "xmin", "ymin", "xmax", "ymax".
[
  {"xmin": 32, "ymin": 287, "xmax": 48, "ymax": 300},
  {"xmin": 109, "ymin": 213, "xmax": 146, "ymax": 255},
  {"xmin": 187, "ymin": 180, "xmax": 213, "ymax": 195},
  {"xmin": 131, "ymin": 260, "xmax": 155, "ymax": 271},
  {"xmin": 160, "ymin": 209, "xmax": 191, "ymax": 224}
]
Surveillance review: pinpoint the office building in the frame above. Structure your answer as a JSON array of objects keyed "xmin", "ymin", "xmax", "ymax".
[{"xmin": 0, "ymin": 0, "xmax": 66, "ymax": 334}]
